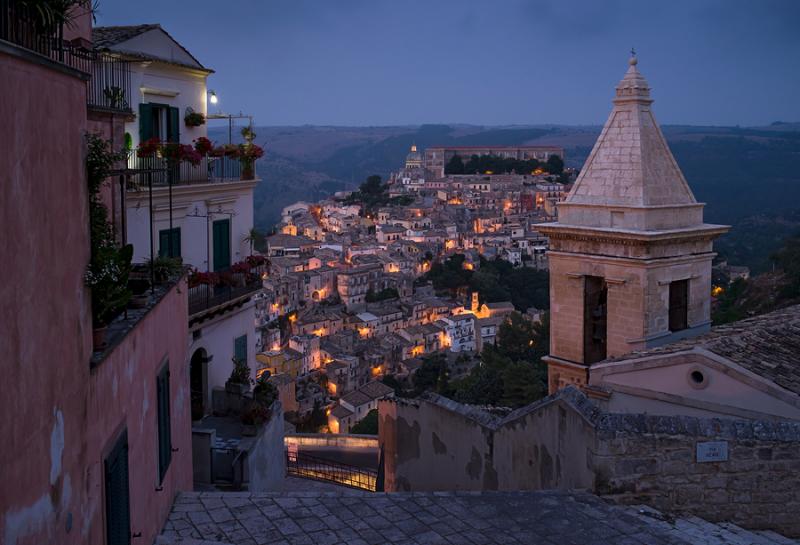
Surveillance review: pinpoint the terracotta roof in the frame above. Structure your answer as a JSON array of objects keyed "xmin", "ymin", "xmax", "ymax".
[
  {"xmin": 92, "ymin": 24, "xmax": 159, "ymax": 48},
  {"xmin": 329, "ymin": 404, "xmax": 353, "ymax": 419},
  {"xmin": 360, "ymin": 380, "xmax": 395, "ymax": 400},
  {"xmin": 340, "ymin": 390, "xmax": 371, "ymax": 407},
  {"xmin": 604, "ymin": 304, "xmax": 800, "ymax": 395},
  {"xmin": 92, "ymin": 25, "xmax": 211, "ymax": 72}
]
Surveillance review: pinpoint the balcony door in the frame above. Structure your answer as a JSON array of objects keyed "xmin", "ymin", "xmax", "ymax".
[
  {"xmin": 139, "ymin": 102, "xmax": 179, "ymax": 143},
  {"xmin": 212, "ymin": 219, "xmax": 231, "ymax": 271}
]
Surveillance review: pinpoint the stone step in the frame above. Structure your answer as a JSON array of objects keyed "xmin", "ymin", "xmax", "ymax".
[
  {"xmin": 753, "ymin": 530, "xmax": 800, "ymax": 545},
  {"xmin": 155, "ymin": 537, "xmax": 233, "ymax": 545}
]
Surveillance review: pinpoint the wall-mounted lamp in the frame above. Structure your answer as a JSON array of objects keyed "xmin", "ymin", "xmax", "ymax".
[{"xmin": 208, "ymin": 90, "xmax": 218, "ymax": 105}]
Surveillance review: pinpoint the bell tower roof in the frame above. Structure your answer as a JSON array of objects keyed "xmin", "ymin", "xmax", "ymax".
[{"xmin": 565, "ymin": 56, "xmax": 697, "ymax": 210}]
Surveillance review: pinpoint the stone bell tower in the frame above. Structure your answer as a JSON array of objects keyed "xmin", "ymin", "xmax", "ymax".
[{"xmin": 538, "ymin": 55, "xmax": 728, "ymax": 394}]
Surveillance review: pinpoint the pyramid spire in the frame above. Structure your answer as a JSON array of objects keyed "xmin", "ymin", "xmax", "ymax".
[{"xmin": 563, "ymin": 55, "xmax": 697, "ymax": 217}]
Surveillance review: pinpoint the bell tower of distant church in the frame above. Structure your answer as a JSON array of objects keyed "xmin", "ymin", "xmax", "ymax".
[{"xmin": 538, "ymin": 55, "xmax": 728, "ymax": 394}]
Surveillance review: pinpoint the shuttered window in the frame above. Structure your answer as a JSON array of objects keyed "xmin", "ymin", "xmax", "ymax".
[
  {"xmin": 234, "ymin": 335, "xmax": 247, "ymax": 365},
  {"xmin": 156, "ymin": 364, "xmax": 172, "ymax": 483},
  {"xmin": 105, "ymin": 432, "xmax": 131, "ymax": 545},
  {"xmin": 158, "ymin": 227, "xmax": 181, "ymax": 258},
  {"xmin": 212, "ymin": 219, "xmax": 231, "ymax": 271}
]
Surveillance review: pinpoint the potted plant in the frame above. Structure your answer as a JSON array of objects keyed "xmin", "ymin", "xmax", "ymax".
[
  {"xmin": 238, "ymin": 143, "xmax": 263, "ymax": 181},
  {"xmin": 253, "ymin": 374, "xmax": 278, "ymax": 407},
  {"xmin": 146, "ymin": 256, "xmax": 183, "ymax": 284},
  {"xmin": 128, "ymin": 277, "xmax": 151, "ymax": 309},
  {"xmin": 240, "ymin": 400, "xmax": 270, "ymax": 436},
  {"xmin": 225, "ymin": 357, "xmax": 252, "ymax": 395},
  {"xmin": 184, "ymin": 108, "xmax": 205, "ymax": 128},
  {"xmin": 193, "ymin": 136, "xmax": 213, "ymax": 156},
  {"xmin": 85, "ymin": 134, "xmax": 131, "ymax": 350}
]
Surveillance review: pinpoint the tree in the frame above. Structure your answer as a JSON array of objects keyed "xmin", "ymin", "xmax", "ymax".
[
  {"xmin": 546, "ymin": 154, "xmax": 564, "ymax": 175},
  {"xmin": 350, "ymin": 409, "xmax": 379, "ymax": 435},
  {"xmin": 495, "ymin": 312, "xmax": 539, "ymax": 363},
  {"xmin": 445, "ymin": 154, "xmax": 465, "ymax": 174},
  {"xmin": 360, "ymin": 175, "xmax": 384, "ymax": 195},
  {"xmin": 243, "ymin": 227, "xmax": 265, "ymax": 254}
]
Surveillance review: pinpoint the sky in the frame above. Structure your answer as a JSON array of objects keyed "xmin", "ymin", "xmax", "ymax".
[{"xmin": 95, "ymin": 0, "xmax": 800, "ymax": 127}]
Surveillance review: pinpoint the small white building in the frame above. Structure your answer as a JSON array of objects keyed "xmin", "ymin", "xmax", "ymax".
[{"xmin": 437, "ymin": 314, "xmax": 476, "ymax": 353}]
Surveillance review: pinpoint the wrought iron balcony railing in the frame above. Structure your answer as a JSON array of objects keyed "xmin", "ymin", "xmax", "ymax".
[
  {"xmin": 1, "ymin": 1, "xmax": 132, "ymax": 114},
  {"xmin": 126, "ymin": 155, "xmax": 244, "ymax": 191}
]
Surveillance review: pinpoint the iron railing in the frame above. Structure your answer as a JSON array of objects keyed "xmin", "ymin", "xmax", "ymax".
[
  {"xmin": 188, "ymin": 265, "xmax": 266, "ymax": 317},
  {"xmin": 0, "ymin": 0, "xmax": 63, "ymax": 58},
  {"xmin": 1, "ymin": 2, "xmax": 132, "ymax": 113},
  {"xmin": 286, "ymin": 450, "xmax": 378, "ymax": 491},
  {"xmin": 126, "ymin": 155, "xmax": 243, "ymax": 190}
]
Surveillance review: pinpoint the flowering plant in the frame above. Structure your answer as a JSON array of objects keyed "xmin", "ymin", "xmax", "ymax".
[
  {"xmin": 231, "ymin": 261, "xmax": 251, "ymax": 274},
  {"xmin": 161, "ymin": 142, "xmax": 202, "ymax": 166},
  {"xmin": 194, "ymin": 137, "xmax": 213, "ymax": 155},
  {"xmin": 184, "ymin": 110, "xmax": 205, "ymax": 127},
  {"xmin": 188, "ymin": 270, "xmax": 219, "ymax": 288},
  {"xmin": 238, "ymin": 143, "xmax": 264, "ymax": 161},
  {"xmin": 136, "ymin": 137, "xmax": 161, "ymax": 158},
  {"xmin": 246, "ymin": 254, "xmax": 267, "ymax": 267}
]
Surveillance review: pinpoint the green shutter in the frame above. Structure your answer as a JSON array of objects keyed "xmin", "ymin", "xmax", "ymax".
[
  {"xmin": 139, "ymin": 103, "xmax": 153, "ymax": 142},
  {"xmin": 212, "ymin": 219, "xmax": 231, "ymax": 271},
  {"xmin": 105, "ymin": 432, "xmax": 131, "ymax": 545},
  {"xmin": 168, "ymin": 107, "xmax": 180, "ymax": 143},
  {"xmin": 159, "ymin": 228, "xmax": 181, "ymax": 258},
  {"xmin": 157, "ymin": 365, "xmax": 172, "ymax": 483},
  {"xmin": 234, "ymin": 335, "xmax": 247, "ymax": 364}
]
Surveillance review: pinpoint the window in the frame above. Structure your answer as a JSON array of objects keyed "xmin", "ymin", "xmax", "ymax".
[
  {"xmin": 234, "ymin": 335, "xmax": 247, "ymax": 365},
  {"xmin": 105, "ymin": 431, "xmax": 130, "ymax": 545},
  {"xmin": 139, "ymin": 103, "xmax": 179, "ymax": 143},
  {"xmin": 158, "ymin": 227, "xmax": 181, "ymax": 258},
  {"xmin": 583, "ymin": 276, "xmax": 607, "ymax": 364},
  {"xmin": 156, "ymin": 365, "xmax": 172, "ymax": 483},
  {"xmin": 669, "ymin": 280, "xmax": 689, "ymax": 332}
]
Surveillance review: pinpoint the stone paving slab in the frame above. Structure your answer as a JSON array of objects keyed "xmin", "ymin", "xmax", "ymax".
[{"xmin": 157, "ymin": 490, "xmax": 799, "ymax": 545}]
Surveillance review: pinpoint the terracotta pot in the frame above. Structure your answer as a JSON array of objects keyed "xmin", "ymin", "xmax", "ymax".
[
  {"xmin": 92, "ymin": 326, "xmax": 107, "ymax": 351},
  {"xmin": 129, "ymin": 294, "xmax": 149, "ymax": 309},
  {"xmin": 241, "ymin": 164, "xmax": 254, "ymax": 180}
]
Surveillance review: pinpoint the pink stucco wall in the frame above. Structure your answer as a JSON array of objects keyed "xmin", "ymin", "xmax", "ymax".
[
  {"xmin": 86, "ymin": 279, "xmax": 192, "ymax": 545},
  {"xmin": 0, "ymin": 50, "xmax": 93, "ymax": 545},
  {"xmin": 0, "ymin": 48, "xmax": 191, "ymax": 545}
]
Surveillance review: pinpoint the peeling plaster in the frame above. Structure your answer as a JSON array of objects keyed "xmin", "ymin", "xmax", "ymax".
[
  {"xmin": 4, "ymin": 493, "xmax": 54, "ymax": 545},
  {"xmin": 50, "ymin": 410, "xmax": 64, "ymax": 485}
]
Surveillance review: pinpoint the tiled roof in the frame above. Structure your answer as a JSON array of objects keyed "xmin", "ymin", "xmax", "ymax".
[
  {"xmin": 360, "ymin": 380, "xmax": 394, "ymax": 400},
  {"xmin": 92, "ymin": 24, "xmax": 158, "ymax": 48},
  {"xmin": 605, "ymin": 304, "xmax": 800, "ymax": 395},
  {"xmin": 340, "ymin": 390, "xmax": 371, "ymax": 407},
  {"xmin": 329, "ymin": 403, "xmax": 353, "ymax": 418}
]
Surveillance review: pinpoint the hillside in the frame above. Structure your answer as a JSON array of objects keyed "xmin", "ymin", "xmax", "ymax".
[{"xmin": 209, "ymin": 123, "xmax": 800, "ymax": 271}]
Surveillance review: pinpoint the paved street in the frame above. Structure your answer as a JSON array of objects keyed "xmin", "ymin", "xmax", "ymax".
[{"xmin": 157, "ymin": 489, "xmax": 798, "ymax": 545}]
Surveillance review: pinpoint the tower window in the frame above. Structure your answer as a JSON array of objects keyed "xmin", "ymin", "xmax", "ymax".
[
  {"xmin": 669, "ymin": 279, "xmax": 689, "ymax": 332},
  {"xmin": 583, "ymin": 276, "xmax": 607, "ymax": 364}
]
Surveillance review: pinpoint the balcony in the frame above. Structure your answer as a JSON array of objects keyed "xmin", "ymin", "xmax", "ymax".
[
  {"xmin": 188, "ymin": 264, "xmax": 267, "ymax": 321},
  {"xmin": 126, "ymin": 155, "xmax": 245, "ymax": 191},
  {"xmin": 1, "ymin": 2, "xmax": 132, "ymax": 114}
]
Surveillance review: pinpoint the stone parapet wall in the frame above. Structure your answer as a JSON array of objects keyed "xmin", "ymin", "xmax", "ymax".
[
  {"xmin": 593, "ymin": 414, "xmax": 800, "ymax": 537},
  {"xmin": 379, "ymin": 387, "xmax": 800, "ymax": 537}
]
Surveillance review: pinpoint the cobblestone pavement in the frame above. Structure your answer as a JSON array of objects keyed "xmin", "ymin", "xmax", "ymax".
[{"xmin": 157, "ymin": 489, "xmax": 798, "ymax": 545}]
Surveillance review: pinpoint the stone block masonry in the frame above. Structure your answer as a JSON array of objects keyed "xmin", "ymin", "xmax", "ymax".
[
  {"xmin": 379, "ymin": 386, "xmax": 800, "ymax": 537},
  {"xmin": 592, "ymin": 413, "xmax": 800, "ymax": 537}
]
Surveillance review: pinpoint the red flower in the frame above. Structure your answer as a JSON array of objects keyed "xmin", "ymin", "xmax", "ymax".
[
  {"xmin": 194, "ymin": 137, "xmax": 213, "ymax": 155},
  {"xmin": 136, "ymin": 137, "xmax": 161, "ymax": 157}
]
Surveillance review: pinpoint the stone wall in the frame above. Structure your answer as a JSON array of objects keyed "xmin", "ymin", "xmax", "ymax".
[
  {"xmin": 246, "ymin": 401, "xmax": 287, "ymax": 492},
  {"xmin": 593, "ymin": 413, "xmax": 800, "ymax": 537},
  {"xmin": 379, "ymin": 387, "xmax": 800, "ymax": 537}
]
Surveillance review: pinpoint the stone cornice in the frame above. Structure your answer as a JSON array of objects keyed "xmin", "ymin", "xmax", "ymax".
[{"xmin": 537, "ymin": 223, "xmax": 729, "ymax": 247}]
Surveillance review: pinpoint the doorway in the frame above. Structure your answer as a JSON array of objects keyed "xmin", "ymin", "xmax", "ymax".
[{"xmin": 190, "ymin": 348, "xmax": 208, "ymax": 421}]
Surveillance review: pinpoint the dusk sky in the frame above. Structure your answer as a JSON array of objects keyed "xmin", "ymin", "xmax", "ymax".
[{"xmin": 95, "ymin": 0, "xmax": 800, "ymax": 127}]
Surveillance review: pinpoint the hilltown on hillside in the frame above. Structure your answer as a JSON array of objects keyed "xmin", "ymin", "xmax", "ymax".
[{"xmin": 3, "ymin": 5, "xmax": 800, "ymax": 545}]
